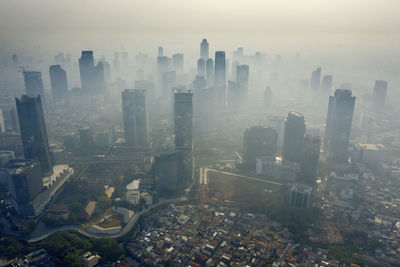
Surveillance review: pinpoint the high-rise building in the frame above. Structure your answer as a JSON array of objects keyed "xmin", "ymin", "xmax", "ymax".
[
  {"xmin": 282, "ymin": 112, "xmax": 306, "ymax": 164},
  {"xmin": 214, "ymin": 51, "xmax": 226, "ymax": 107},
  {"xmin": 266, "ymin": 116, "xmax": 285, "ymax": 151},
  {"xmin": 157, "ymin": 56, "xmax": 169, "ymax": 76},
  {"xmin": 289, "ymin": 184, "xmax": 312, "ymax": 208},
  {"xmin": 161, "ymin": 71, "xmax": 176, "ymax": 98},
  {"xmin": 372, "ymin": 80, "xmax": 388, "ymax": 109},
  {"xmin": 122, "ymin": 89, "xmax": 148, "ymax": 147},
  {"xmin": 78, "ymin": 51, "xmax": 105, "ymax": 93},
  {"xmin": 214, "ymin": 51, "xmax": 226, "ymax": 86},
  {"xmin": 324, "ymin": 89, "xmax": 356, "ymax": 163},
  {"xmin": 49, "ymin": 65, "xmax": 68, "ymax": 102},
  {"xmin": 16, "ymin": 95, "xmax": 52, "ymax": 175},
  {"xmin": 236, "ymin": 64, "xmax": 249, "ymax": 91},
  {"xmin": 0, "ymin": 109, "xmax": 5, "ymax": 133},
  {"xmin": 321, "ymin": 75, "xmax": 332, "ymax": 92},
  {"xmin": 205, "ymin": 58, "xmax": 214, "ymax": 86},
  {"xmin": 158, "ymin": 46, "xmax": 164, "ymax": 57},
  {"xmin": 310, "ymin": 67, "xmax": 321, "ymax": 91},
  {"xmin": 174, "ymin": 90, "xmax": 193, "ymax": 187},
  {"xmin": 200, "ymin": 39, "xmax": 209, "ymax": 59},
  {"xmin": 243, "ymin": 126, "xmax": 277, "ymax": 171},
  {"xmin": 172, "ymin": 53, "xmax": 184, "ymax": 74},
  {"xmin": 197, "ymin": 58, "xmax": 205, "ymax": 77},
  {"xmin": 299, "ymin": 135, "xmax": 321, "ymax": 185},
  {"xmin": 7, "ymin": 159, "xmax": 43, "ymax": 216},
  {"xmin": 79, "ymin": 51, "xmax": 94, "ymax": 91},
  {"xmin": 7, "ymin": 159, "xmax": 43, "ymax": 205},
  {"xmin": 23, "ymin": 71, "xmax": 45, "ymax": 100}
]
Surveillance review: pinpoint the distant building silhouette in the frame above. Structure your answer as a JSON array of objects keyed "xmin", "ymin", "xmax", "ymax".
[
  {"xmin": 197, "ymin": 58, "xmax": 205, "ymax": 77},
  {"xmin": 282, "ymin": 112, "xmax": 306, "ymax": 164},
  {"xmin": 122, "ymin": 89, "xmax": 148, "ymax": 147},
  {"xmin": 236, "ymin": 64, "xmax": 249, "ymax": 90},
  {"xmin": 161, "ymin": 71, "xmax": 176, "ymax": 98},
  {"xmin": 205, "ymin": 58, "xmax": 214, "ymax": 86},
  {"xmin": 16, "ymin": 95, "xmax": 52, "ymax": 175},
  {"xmin": 321, "ymin": 75, "xmax": 332, "ymax": 92},
  {"xmin": 78, "ymin": 51, "xmax": 105, "ymax": 93},
  {"xmin": 372, "ymin": 80, "xmax": 388, "ymax": 109},
  {"xmin": 310, "ymin": 67, "xmax": 321, "ymax": 91},
  {"xmin": 158, "ymin": 46, "xmax": 164, "ymax": 57},
  {"xmin": 243, "ymin": 126, "xmax": 277, "ymax": 171},
  {"xmin": 157, "ymin": 56, "xmax": 169, "ymax": 76},
  {"xmin": 324, "ymin": 89, "xmax": 356, "ymax": 163},
  {"xmin": 172, "ymin": 53, "xmax": 184, "ymax": 74},
  {"xmin": 174, "ymin": 90, "xmax": 193, "ymax": 188},
  {"xmin": 214, "ymin": 51, "xmax": 226, "ymax": 107},
  {"xmin": 23, "ymin": 71, "xmax": 45, "ymax": 101},
  {"xmin": 49, "ymin": 65, "xmax": 68, "ymax": 102},
  {"xmin": 200, "ymin": 39, "xmax": 209, "ymax": 59}
]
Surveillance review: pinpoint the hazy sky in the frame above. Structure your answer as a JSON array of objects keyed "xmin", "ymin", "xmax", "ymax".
[{"xmin": 1, "ymin": 0, "xmax": 399, "ymax": 38}]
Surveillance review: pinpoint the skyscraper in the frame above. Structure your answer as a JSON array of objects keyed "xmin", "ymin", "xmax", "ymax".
[
  {"xmin": 214, "ymin": 51, "xmax": 226, "ymax": 86},
  {"xmin": 236, "ymin": 64, "xmax": 249, "ymax": 91},
  {"xmin": 23, "ymin": 71, "xmax": 45, "ymax": 100},
  {"xmin": 49, "ymin": 65, "xmax": 68, "ymax": 102},
  {"xmin": 16, "ymin": 95, "xmax": 52, "ymax": 175},
  {"xmin": 78, "ymin": 51, "xmax": 105, "ymax": 93},
  {"xmin": 122, "ymin": 89, "xmax": 148, "ymax": 147},
  {"xmin": 174, "ymin": 90, "xmax": 193, "ymax": 187},
  {"xmin": 161, "ymin": 71, "xmax": 176, "ymax": 98},
  {"xmin": 197, "ymin": 58, "xmax": 205, "ymax": 77},
  {"xmin": 243, "ymin": 126, "xmax": 277, "ymax": 171},
  {"xmin": 7, "ymin": 159, "xmax": 43, "ymax": 216},
  {"xmin": 321, "ymin": 75, "xmax": 333, "ymax": 92},
  {"xmin": 200, "ymin": 39, "xmax": 209, "ymax": 59},
  {"xmin": 310, "ymin": 67, "xmax": 321, "ymax": 91},
  {"xmin": 79, "ymin": 51, "xmax": 94, "ymax": 91},
  {"xmin": 157, "ymin": 56, "xmax": 169, "ymax": 75},
  {"xmin": 158, "ymin": 46, "xmax": 164, "ymax": 57},
  {"xmin": 282, "ymin": 112, "xmax": 306, "ymax": 164},
  {"xmin": 172, "ymin": 53, "xmax": 184, "ymax": 74},
  {"xmin": 299, "ymin": 135, "xmax": 321, "ymax": 185},
  {"xmin": 324, "ymin": 89, "xmax": 356, "ymax": 163},
  {"xmin": 372, "ymin": 80, "xmax": 388, "ymax": 109},
  {"xmin": 0, "ymin": 109, "xmax": 5, "ymax": 133},
  {"xmin": 214, "ymin": 51, "xmax": 226, "ymax": 107},
  {"xmin": 236, "ymin": 64, "xmax": 249, "ymax": 102},
  {"xmin": 205, "ymin": 58, "xmax": 214, "ymax": 86}
]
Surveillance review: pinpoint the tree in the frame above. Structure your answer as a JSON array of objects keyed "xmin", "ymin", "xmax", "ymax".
[
  {"xmin": 97, "ymin": 196, "xmax": 112, "ymax": 211},
  {"xmin": 64, "ymin": 253, "xmax": 83, "ymax": 267},
  {"xmin": 91, "ymin": 238, "xmax": 123, "ymax": 262}
]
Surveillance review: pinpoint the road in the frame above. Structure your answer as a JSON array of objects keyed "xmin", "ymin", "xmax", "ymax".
[{"xmin": 27, "ymin": 196, "xmax": 190, "ymax": 243}]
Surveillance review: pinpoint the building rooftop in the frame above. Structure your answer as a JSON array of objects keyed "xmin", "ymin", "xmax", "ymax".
[{"xmin": 127, "ymin": 179, "xmax": 141, "ymax": 190}]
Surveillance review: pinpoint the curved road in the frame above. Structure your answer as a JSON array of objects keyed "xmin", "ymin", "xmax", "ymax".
[{"xmin": 27, "ymin": 196, "xmax": 190, "ymax": 243}]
